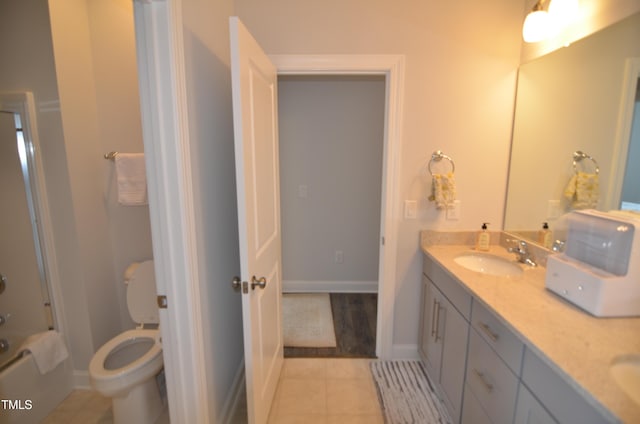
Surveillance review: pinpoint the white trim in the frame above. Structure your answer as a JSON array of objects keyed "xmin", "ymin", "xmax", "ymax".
[
  {"xmin": 221, "ymin": 360, "xmax": 246, "ymax": 424},
  {"xmin": 607, "ymin": 57, "xmax": 640, "ymax": 209},
  {"xmin": 133, "ymin": 1, "xmax": 210, "ymax": 422},
  {"xmin": 282, "ymin": 280, "xmax": 379, "ymax": 293},
  {"xmin": 391, "ymin": 344, "xmax": 420, "ymax": 360},
  {"xmin": 73, "ymin": 370, "xmax": 91, "ymax": 390},
  {"xmin": 271, "ymin": 54, "xmax": 404, "ymax": 360}
]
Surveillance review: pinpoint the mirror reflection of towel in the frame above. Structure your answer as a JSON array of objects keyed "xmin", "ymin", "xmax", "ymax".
[
  {"xmin": 564, "ymin": 172, "xmax": 599, "ymax": 209},
  {"xmin": 429, "ymin": 172, "xmax": 456, "ymax": 209}
]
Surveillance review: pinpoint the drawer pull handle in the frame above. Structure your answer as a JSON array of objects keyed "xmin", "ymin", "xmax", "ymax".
[
  {"xmin": 479, "ymin": 321, "xmax": 499, "ymax": 342},
  {"xmin": 434, "ymin": 301, "xmax": 442, "ymax": 341},
  {"xmin": 473, "ymin": 368, "xmax": 494, "ymax": 392},
  {"xmin": 431, "ymin": 300, "xmax": 438, "ymax": 337}
]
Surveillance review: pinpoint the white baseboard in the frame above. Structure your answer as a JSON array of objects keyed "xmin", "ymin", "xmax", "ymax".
[
  {"xmin": 73, "ymin": 370, "xmax": 91, "ymax": 390},
  {"xmin": 222, "ymin": 360, "xmax": 246, "ymax": 424},
  {"xmin": 391, "ymin": 344, "xmax": 420, "ymax": 360},
  {"xmin": 283, "ymin": 280, "xmax": 378, "ymax": 293}
]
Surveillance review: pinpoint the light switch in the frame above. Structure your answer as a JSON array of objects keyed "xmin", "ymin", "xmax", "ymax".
[
  {"xmin": 298, "ymin": 184, "xmax": 308, "ymax": 198},
  {"xmin": 446, "ymin": 200, "xmax": 461, "ymax": 220},
  {"xmin": 404, "ymin": 200, "xmax": 417, "ymax": 219}
]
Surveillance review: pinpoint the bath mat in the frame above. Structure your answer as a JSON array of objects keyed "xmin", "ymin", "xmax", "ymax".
[
  {"xmin": 370, "ymin": 360, "xmax": 452, "ymax": 424},
  {"xmin": 282, "ymin": 293, "xmax": 337, "ymax": 347}
]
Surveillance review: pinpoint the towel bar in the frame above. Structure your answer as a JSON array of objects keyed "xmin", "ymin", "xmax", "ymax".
[
  {"xmin": 428, "ymin": 150, "xmax": 455, "ymax": 175},
  {"xmin": 104, "ymin": 151, "xmax": 118, "ymax": 161}
]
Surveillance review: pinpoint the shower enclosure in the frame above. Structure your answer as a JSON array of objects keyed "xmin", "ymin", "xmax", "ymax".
[{"xmin": 0, "ymin": 92, "xmax": 59, "ymax": 368}]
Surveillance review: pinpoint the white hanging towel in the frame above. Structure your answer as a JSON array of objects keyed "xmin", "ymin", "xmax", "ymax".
[
  {"xmin": 115, "ymin": 153, "xmax": 148, "ymax": 205},
  {"xmin": 19, "ymin": 330, "xmax": 69, "ymax": 374}
]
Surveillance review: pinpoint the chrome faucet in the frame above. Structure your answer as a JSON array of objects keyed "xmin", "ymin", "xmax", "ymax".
[{"xmin": 508, "ymin": 240, "xmax": 537, "ymax": 267}]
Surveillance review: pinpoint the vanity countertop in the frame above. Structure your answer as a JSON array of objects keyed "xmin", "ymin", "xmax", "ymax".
[{"xmin": 420, "ymin": 232, "xmax": 640, "ymax": 424}]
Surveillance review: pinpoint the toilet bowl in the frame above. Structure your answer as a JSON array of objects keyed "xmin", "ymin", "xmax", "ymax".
[{"xmin": 89, "ymin": 260, "xmax": 165, "ymax": 424}]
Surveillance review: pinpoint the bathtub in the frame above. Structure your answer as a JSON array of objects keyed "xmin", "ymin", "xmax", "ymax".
[{"xmin": 0, "ymin": 353, "xmax": 73, "ymax": 424}]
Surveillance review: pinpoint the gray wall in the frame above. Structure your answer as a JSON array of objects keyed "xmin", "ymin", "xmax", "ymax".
[
  {"xmin": 179, "ymin": 0, "xmax": 244, "ymax": 419},
  {"xmin": 279, "ymin": 76, "xmax": 385, "ymax": 288}
]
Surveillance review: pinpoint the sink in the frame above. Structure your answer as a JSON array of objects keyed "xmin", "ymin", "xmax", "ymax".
[
  {"xmin": 610, "ymin": 355, "xmax": 640, "ymax": 405},
  {"xmin": 454, "ymin": 252, "xmax": 523, "ymax": 277}
]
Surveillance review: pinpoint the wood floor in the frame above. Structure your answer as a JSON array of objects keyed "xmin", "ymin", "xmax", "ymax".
[{"xmin": 284, "ymin": 293, "xmax": 377, "ymax": 358}]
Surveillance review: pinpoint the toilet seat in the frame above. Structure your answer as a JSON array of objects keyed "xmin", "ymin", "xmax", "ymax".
[{"xmin": 89, "ymin": 328, "xmax": 162, "ymax": 397}]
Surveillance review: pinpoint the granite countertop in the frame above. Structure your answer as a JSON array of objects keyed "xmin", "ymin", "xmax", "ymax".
[{"xmin": 420, "ymin": 231, "xmax": 640, "ymax": 424}]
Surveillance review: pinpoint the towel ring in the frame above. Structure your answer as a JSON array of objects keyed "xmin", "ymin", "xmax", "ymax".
[
  {"xmin": 572, "ymin": 151, "xmax": 599, "ymax": 175},
  {"xmin": 428, "ymin": 150, "xmax": 455, "ymax": 175}
]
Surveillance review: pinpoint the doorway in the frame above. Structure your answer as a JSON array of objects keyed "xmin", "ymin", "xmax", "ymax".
[
  {"xmin": 278, "ymin": 74, "xmax": 384, "ymax": 358},
  {"xmin": 272, "ymin": 55, "xmax": 404, "ymax": 360}
]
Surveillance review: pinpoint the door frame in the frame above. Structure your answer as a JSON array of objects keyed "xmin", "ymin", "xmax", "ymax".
[
  {"xmin": 271, "ymin": 55, "xmax": 404, "ymax": 358},
  {"xmin": 132, "ymin": 0, "xmax": 405, "ymax": 420}
]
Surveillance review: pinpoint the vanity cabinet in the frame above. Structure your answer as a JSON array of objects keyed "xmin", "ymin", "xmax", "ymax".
[
  {"xmin": 421, "ymin": 252, "xmax": 613, "ymax": 424},
  {"xmin": 420, "ymin": 257, "xmax": 472, "ymax": 424}
]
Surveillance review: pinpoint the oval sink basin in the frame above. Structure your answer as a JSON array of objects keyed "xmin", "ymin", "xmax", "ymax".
[
  {"xmin": 610, "ymin": 355, "xmax": 640, "ymax": 405},
  {"xmin": 454, "ymin": 252, "xmax": 523, "ymax": 277}
]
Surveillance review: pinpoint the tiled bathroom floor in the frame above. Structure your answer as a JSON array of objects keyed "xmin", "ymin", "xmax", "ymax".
[
  {"xmin": 265, "ymin": 358, "xmax": 384, "ymax": 424},
  {"xmin": 44, "ymin": 358, "xmax": 382, "ymax": 424},
  {"xmin": 42, "ymin": 389, "xmax": 170, "ymax": 424},
  {"xmin": 42, "ymin": 390, "xmax": 113, "ymax": 424}
]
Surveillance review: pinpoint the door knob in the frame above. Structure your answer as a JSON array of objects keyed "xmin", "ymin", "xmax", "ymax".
[
  {"xmin": 232, "ymin": 276, "xmax": 248, "ymax": 293},
  {"xmin": 251, "ymin": 276, "xmax": 267, "ymax": 290}
]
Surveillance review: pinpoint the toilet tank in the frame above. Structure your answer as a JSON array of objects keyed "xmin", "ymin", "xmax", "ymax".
[{"xmin": 125, "ymin": 260, "xmax": 159, "ymax": 325}]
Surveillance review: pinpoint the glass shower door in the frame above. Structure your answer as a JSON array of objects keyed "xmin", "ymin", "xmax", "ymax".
[{"xmin": 0, "ymin": 110, "xmax": 51, "ymax": 367}]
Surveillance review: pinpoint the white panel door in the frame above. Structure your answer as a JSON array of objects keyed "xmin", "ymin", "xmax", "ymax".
[{"xmin": 230, "ymin": 16, "xmax": 283, "ymax": 424}]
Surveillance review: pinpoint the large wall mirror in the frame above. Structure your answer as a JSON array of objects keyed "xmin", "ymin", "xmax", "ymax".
[{"xmin": 504, "ymin": 12, "xmax": 640, "ymax": 245}]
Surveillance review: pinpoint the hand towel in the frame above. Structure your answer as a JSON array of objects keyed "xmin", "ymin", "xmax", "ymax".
[
  {"xmin": 19, "ymin": 330, "xmax": 69, "ymax": 374},
  {"xmin": 429, "ymin": 172, "xmax": 457, "ymax": 209},
  {"xmin": 115, "ymin": 153, "xmax": 148, "ymax": 205},
  {"xmin": 564, "ymin": 172, "xmax": 599, "ymax": 209}
]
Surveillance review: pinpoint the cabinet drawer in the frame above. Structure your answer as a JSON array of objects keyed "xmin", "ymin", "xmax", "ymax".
[
  {"xmin": 462, "ymin": 384, "xmax": 493, "ymax": 424},
  {"xmin": 466, "ymin": 329, "xmax": 519, "ymax": 424},
  {"xmin": 521, "ymin": 349, "xmax": 609, "ymax": 424},
  {"xmin": 471, "ymin": 300, "xmax": 524, "ymax": 375},
  {"xmin": 423, "ymin": 255, "xmax": 472, "ymax": 319}
]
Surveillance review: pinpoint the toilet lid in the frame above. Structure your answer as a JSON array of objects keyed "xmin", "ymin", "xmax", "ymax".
[{"xmin": 126, "ymin": 260, "xmax": 159, "ymax": 324}]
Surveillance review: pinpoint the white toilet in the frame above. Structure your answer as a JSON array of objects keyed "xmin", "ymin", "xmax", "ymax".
[{"xmin": 89, "ymin": 260, "xmax": 165, "ymax": 424}]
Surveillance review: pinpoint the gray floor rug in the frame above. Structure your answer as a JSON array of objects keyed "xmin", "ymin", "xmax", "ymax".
[{"xmin": 370, "ymin": 360, "xmax": 452, "ymax": 424}]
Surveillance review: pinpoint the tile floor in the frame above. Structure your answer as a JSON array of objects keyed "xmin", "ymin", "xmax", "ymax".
[
  {"xmin": 42, "ymin": 358, "xmax": 382, "ymax": 424},
  {"xmin": 265, "ymin": 358, "xmax": 384, "ymax": 424},
  {"xmin": 42, "ymin": 389, "xmax": 170, "ymax": 424},
  {"xmin": 42, "ymin": 390, "xmax": 112, "ymax": 424}
]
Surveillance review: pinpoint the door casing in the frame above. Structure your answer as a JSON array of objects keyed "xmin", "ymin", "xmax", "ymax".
[{"xmin": 271, "ymin": 54, "xmax": 405, "ymax": 358}]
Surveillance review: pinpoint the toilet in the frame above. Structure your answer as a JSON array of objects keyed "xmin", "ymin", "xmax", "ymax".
[{"xmin": 89, "ymin": 260, "xmax": 165, "ymax": 424}]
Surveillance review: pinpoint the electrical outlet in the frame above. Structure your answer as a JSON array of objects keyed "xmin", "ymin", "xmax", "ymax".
[
  {"xmin": 334, "ymin": 250, "xmax": 344, "ymax": 264},
  {"xmin": 446, "ymin": 200, "xmax": 461, "ymax": 220},
  {"xmin": 404, "ymin": 200, "xmax": 417, "ymax": 219}
]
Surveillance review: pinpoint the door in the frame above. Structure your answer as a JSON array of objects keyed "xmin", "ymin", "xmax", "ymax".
[{"xmin": 230, "ymin": 17, "xmax": 284, "ymax": 424}]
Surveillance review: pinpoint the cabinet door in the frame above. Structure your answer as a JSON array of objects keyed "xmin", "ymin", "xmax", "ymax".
[
  {"xmin": 440, "ymin": 293, "xmax": 469, "ymax": 424},
  {"xmin": 419, "ymin": 276, "xmax": 443, "ymax": 381},
  {"xmin": 515, "ymin": 383, "xmax": 558, "ymax": 424}
]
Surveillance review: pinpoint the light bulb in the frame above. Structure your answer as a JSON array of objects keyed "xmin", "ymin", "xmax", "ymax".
[{"xmin": 522, "ymin": 9, "xmax": 551, "ymax": 43}]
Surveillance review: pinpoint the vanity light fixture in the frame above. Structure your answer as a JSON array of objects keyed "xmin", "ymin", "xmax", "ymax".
[
  {"xmin": 522, "ymin": 0, "xmax": 579, "ymax": 43},
  {"xmin": 522, "ymin": 0, "xmax": 550, "ymax": 43}
]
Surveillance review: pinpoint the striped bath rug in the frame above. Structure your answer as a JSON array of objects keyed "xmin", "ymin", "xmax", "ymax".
[{"xmin": 370, "ymin": 360, "xmax": 452, "ymax": 424}]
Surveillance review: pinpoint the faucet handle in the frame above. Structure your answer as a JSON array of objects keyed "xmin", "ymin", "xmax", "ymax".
[{"xmin": 552, "ymin": 240, "xmax": 565, "ymax": 252}]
